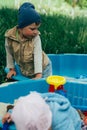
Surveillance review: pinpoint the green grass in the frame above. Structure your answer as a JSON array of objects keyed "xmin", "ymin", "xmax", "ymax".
[{"xmin": 0, "ymin": 1, "xmax": 87, "ymax": 83}]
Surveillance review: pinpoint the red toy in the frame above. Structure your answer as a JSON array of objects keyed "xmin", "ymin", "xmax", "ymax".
[{"xmin": 46, "ymin": 75, "xmax": 66, "ymax": 96}]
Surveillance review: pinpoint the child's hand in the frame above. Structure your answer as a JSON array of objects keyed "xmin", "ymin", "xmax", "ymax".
[
  {"xmin": 84, "ymin": 116, "xmax": 87, "ymax": 125},
  {"xmin": 7, "ymin": 69, "xmax": 16, "ymax": 79},
  {"xmin": 2, "ymin": 113, "xmax": 12, "ymax": 124},
  {"xmin": 32, "ymin": 73, "xmax": 42, "ymax": 79}
]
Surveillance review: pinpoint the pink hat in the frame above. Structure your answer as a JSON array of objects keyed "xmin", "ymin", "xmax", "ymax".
[{"xmin": 11, "ymin": 92, "xmax": 52, "ymax": 130}]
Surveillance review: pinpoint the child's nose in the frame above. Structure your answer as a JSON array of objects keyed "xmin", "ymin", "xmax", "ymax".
[{"xmin": 33, "ymin": 29, "xmax": 38, "ymax": 34}]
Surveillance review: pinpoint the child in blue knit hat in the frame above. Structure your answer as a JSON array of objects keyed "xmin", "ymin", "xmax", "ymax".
[{"xmin": 5, "ymin": 2, "xmax": 52, "ymax": 80}]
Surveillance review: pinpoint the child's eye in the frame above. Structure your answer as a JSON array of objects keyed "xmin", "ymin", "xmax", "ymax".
[
  {"xmin": 30, "ymin": 28, "xmax": 36, "ymax": 30},
  {"xmin": 29, "ymin": 28, "xmax": 38, "ymax": 31}
]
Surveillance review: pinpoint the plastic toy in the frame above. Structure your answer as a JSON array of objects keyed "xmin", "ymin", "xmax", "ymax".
[{"xmin": 46, "ymin": 75, "xmax": 66, "ymax": 96}]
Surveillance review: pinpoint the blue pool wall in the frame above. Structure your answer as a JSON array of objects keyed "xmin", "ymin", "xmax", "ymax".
[
  {"xmin": 48, "ymin": 54, "xmax": 87, "ymax": 78},
  {"xmin": 0, "ymin": 79, "xmax": 49, "ymax": 104}
]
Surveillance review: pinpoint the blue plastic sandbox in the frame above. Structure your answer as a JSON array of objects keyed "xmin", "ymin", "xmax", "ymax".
[
  {"xmin": 0, "ymin": 53, "xmax": 87, "ymax": 129},
  {"xmin": 2, "ymin": 54, "xmax": 87, "ymax": 109}
]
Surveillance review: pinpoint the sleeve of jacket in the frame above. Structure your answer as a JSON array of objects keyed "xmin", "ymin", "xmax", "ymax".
[
  {"xmin": 5, "ymin": 38, "xmax": 15, "ymax": 68},
  {"xmin": 41, "ymin": 93, "xmax": 81, "ymax": 130},
  {"xmin": 33, "ymin": 35, "xmax": 42, "ymax": 74}
]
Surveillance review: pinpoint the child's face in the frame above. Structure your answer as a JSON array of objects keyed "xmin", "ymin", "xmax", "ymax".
[{"xmin": 20, "ymin": 23, "xmax": 40, "ymax": 38}]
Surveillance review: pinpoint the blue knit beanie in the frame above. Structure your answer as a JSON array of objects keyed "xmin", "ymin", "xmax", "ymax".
[{"xmin": 18, "ymin": 2, "xmax": 41, "ymax": 28}]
